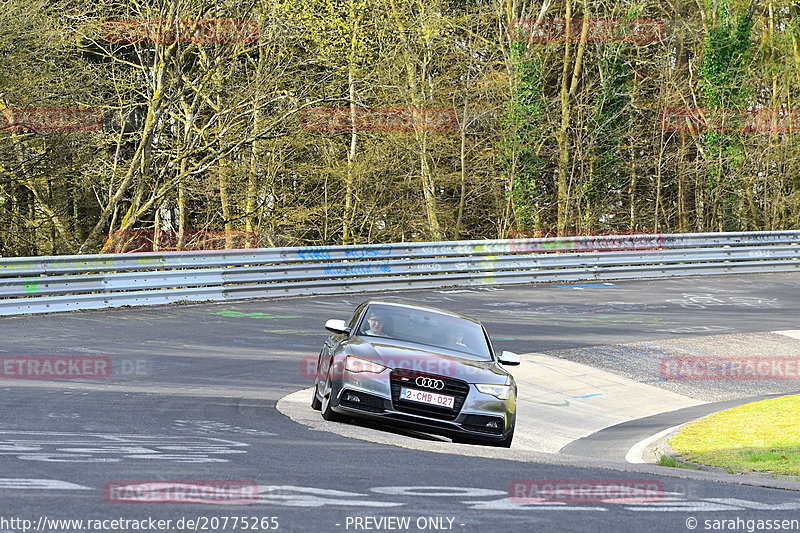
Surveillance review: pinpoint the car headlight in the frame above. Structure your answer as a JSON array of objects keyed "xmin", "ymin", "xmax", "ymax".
[
  {"xmin": 345, "ymin": 356, "xmax": 387, "ymax": 374},
  {"xmin": 476, "ymin": 384, "xmax": 513, "ymax": 400}
]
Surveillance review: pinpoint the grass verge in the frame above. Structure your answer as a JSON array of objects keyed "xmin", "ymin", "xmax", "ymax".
[
  {"xmin": 657, "ymin": 454, "xmax": 698, "ymax": 469},
  {"xmin": 668, "ymin": 394, "xmax": 800, "ymax": 476}
]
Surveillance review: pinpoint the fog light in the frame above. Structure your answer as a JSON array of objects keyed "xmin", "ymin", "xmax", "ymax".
[
  {"xmin": 345, "ymin": 393, "xmax": 360, "ymax": 403},
  {"xmin": 486, "ymin": 420, "xmax": 499, "ymax": 428}
]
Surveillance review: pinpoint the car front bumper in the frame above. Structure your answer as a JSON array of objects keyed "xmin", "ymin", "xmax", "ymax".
[{"xmin": 329, "ymin": 369, "xmax": 515, "ymax": 441}]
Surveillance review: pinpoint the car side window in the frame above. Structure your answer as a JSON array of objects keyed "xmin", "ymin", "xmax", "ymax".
[{"xmin": 348, "ymin": 302, "xmax": 368, "ymax": 330}]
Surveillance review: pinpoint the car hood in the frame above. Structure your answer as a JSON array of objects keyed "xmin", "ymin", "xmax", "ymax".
[{"xmin": 345, "ymin": 337, "xmax": 512, "ymax": 385}]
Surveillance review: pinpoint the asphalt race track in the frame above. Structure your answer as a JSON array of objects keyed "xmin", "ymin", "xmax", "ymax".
[{"xmin": 0, "ymin": 273, "xmax": 799, "ymax": 533}]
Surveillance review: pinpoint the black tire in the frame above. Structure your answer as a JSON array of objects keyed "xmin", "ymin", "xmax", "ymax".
[
  {"xmin": 489, "ymin": 425, "xmax": 514, "ymax": 448},
  {"xmin": 320, "ymin": 374, "xmax": 345, "ymax": 422},
  {"xmin": 311, "ymin": 379, "xmax": 322, "ymax": 411}
]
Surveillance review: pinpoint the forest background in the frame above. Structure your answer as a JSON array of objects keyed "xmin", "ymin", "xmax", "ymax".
[{"xmin": 1, "ymin": 0, "xmax": 798, "ymax": 256}]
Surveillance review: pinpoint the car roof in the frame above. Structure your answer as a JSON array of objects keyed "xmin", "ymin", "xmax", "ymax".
[{"xmin": 358, "ymin": 298, "xmax": 483, "ymax": 325}]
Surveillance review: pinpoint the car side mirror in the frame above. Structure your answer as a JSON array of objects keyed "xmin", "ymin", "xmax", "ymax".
[
  {"xmin": 498, "ymin": 351, "xmax": 520, "ymax": 366},
  {"xmin": 325, "ymin": 319, "xmax": 350, "ymax": 335}
]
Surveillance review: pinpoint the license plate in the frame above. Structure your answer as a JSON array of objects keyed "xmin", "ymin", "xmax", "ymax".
[{"xmin": 399, "ymin": 387, "xmax": 455, "ymax": 409}]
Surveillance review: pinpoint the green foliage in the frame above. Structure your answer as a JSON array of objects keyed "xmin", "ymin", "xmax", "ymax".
[
  {"xmin": 699, "ymin": 0, "xmax": 755, "ymax": 231},
  {"xmin": 669, "ymin": 395, "xmax": 800, "ymax": 476},
  {"xmin": 657, "ymin": 455, "xmax": 698, "ymax": 470},
  {"xmin": 503, "ymin": 41, "xmax": 547, "ymax": 231},
  {"xmin": 2, "ymin": 0, "xmax": 800, "ymax": 255},
  {"xmin": 700, "ymin": 2, "xmax": 754, "ymax": 107},
  {"xmin": 586, "ymin": 45, "xmax": 631, "ymax": 209},
  {"xmin": 275, "ymin": 0, "xmax": 391, "ymax": 68}
]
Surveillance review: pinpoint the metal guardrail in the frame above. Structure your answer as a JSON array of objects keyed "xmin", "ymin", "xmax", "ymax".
[{"xmin": 0, "ymin": 231, "xmax": 798, "ymax": 316}]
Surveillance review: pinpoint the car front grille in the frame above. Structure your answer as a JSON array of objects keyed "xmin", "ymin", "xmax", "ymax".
[{"xmin": 389, "ymin": 368, "xmax": 470, "ymax": 421}]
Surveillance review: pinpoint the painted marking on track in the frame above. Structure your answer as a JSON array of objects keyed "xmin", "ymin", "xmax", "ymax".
[
  {"xmin": 703, "ymin": 498, "xmax": 800, "ymax": 510},
  {"xmin": 0, "ymin": 478, "xmax": 90, "ymax": 490},
  {"xmin": 463, "ymin": 497, "xmax": 800, "ymax": 513},
  {"xmin": 434, "ymin": 287, "xmax": 505, "ymax": 294},
  {"xmin": 0, "ymin": 378, "xmax": 284, "ymax": 399},
  {"xmin": 0, "ymin": 431, "xmax": 248, "ymax": 463},
  {"xmin": 176, "ymin": 484, "xmax": 800, "ymax": 513},
  {"xmin": 462, "ymin": 498, "xmax": 606, "ymax": 511},
  {"xmin": 665, "ymin": 294, "xmax": 780, "ymax": 310},
  {"xmin": 262, "ymin": 329, "xmax": 326, "ymax": 336},
  {"xmin": 520, "ymin": 396, "xmax": 571, "ymax": 407},
  {"xmin": 654, "ymin": 325, "xmax": 733, "ymax": 334},
  {"xmin": 372, "ymin": 487, "xmax": 504, "ymax": 497},
  {"xmin": 212, "ymin": 311, "xmax": 300, "ymax": 319},
  {"xmin": 314, "ymin": 299, "xmax": 355, "ymax": 306},
  {"xmin": 434, "ymin": 289, "xmax": 474, "ymax": 294},
  {"xmin": 535, "ymin": 400, "xmax": 570, "ymax": 407},
  {"xmin": 626, "ymin": 502, "xmax": 743, "ymax": 512},
  {"xmin": 571, "ymin": 393, "xmax": 602, "ymax": 399},
  {"xmin": 173, "ymin": 420, "xmax": 277, "ymax": 437},
  {"xmin": 554, "ymin": 283, "xmax": 620, "ymax": 289},
  {"xmin": 256, "ymin": 486, "xmax": 403, "ymax": 508}
]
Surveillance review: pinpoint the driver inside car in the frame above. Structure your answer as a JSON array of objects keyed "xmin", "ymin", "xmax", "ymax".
[
  {"xmin": 444, "ymin": 328, "xmax": 468, "ymax": 349},
  {"xmin": 362, "ymin": 312, "xmax": 389, "ymax": 336}
]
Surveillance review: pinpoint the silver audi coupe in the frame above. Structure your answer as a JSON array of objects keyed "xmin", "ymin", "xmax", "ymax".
[{"xmin": 311, "ymin": 299, "xmax": 520, "ymax": 447}]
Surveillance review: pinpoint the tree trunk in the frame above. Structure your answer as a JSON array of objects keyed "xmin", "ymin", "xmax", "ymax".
[{"xmin": 556, "ymin": 0, "xmax": 588, "ymax": 233}]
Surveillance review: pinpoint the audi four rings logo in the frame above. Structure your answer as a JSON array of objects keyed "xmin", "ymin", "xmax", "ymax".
[{"xmin": 415, "ymin": 377, "xmax": 445, "ymax": 390}]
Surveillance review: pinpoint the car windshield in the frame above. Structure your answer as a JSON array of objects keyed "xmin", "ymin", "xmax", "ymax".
[{"xmin": 357, "ymin": 304, "xmax": 492, "ymax": 360}]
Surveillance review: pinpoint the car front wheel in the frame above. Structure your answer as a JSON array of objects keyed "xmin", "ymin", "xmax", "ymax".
[
  {"xmin": 311, "ymin": 379, "xmax": 322, "ymax": 411},
  {"xmin": 320, "ymin": 374, "xmax": 345, "ymax": 422},
  {"xmin": 489, "ymin": 424, "xmax": 514, "ymax": 448}
]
